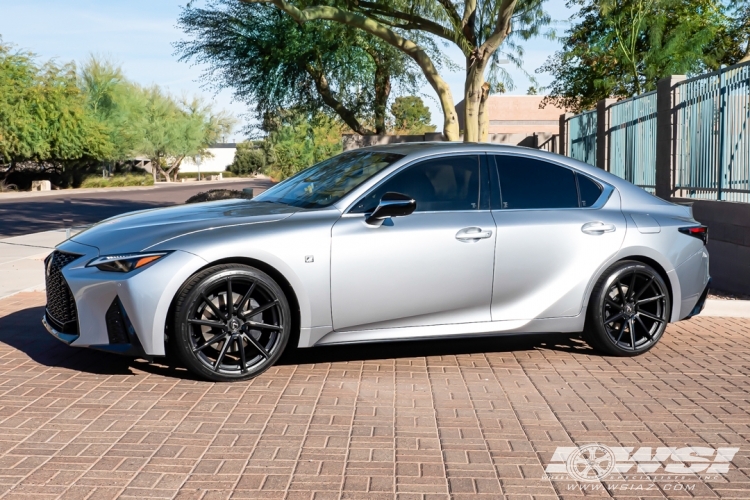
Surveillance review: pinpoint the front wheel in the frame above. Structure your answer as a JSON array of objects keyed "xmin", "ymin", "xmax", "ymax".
[
  {"xmin": 172, "ymin": 264, "xmax": 291, "ymax": 382},
  {"xmin": 584, "ymin": 261, "xmax": 670, "ymax": 356}
]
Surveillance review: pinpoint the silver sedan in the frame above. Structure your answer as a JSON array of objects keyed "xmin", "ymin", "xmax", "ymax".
[{"xmin": 43, "ymin": 143, "xmax": 710, "ymax": 381}]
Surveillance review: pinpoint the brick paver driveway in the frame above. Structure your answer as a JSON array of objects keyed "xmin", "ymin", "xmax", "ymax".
[{"xmin": 0, "ymin": 292, "xmax": 748, "ymax": 499}]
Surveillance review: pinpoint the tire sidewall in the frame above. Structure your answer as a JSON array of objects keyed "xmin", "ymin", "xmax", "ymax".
[
  {"xmin": 589, "ymin": 261, "xmax": 670, "ymax": 356},
  {"xmin": 174, "ymin": 265, "xmax": 291, "ymax": 382}
]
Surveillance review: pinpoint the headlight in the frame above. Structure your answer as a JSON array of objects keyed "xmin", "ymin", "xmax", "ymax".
[{"xmin": 86, "ymin": 252, "xmax": 170, "ymax": 273}]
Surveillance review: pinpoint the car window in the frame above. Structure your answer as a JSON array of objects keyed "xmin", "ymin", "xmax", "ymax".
[
  {"xmin": 253, "ymin": 151, "xmax": 404, "ymax": 209},
  {"xmin": 577, "ymin": 173, "xmax": 603, "ymax": 207},
  {"xmin": 350, "ymin": 155, "xmax": 480, "ymax": 213},
  {"xmin": 494, "ymin": 155, "xmax": 579, "ymax": 210}
]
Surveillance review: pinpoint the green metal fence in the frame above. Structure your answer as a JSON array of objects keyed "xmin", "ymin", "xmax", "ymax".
[
  {"xmin": 674, "ymin": 61, "xmax": 750, "ymax": 202},
  {"xmin": 607, "ymin": 91, "xmax": 658, "ymax": 193},
  {"xmin": 566, "ymin": 109, "xmax": 597, "ymax": 166}
]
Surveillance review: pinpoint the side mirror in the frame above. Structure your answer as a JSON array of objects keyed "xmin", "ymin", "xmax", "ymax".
[{"xmin": 365, "ymin": 192, "xmax": 416, "ymax": 226}]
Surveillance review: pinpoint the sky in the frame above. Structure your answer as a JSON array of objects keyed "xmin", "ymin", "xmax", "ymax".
[{"xmin": 0, "ymin": 0, "xmax": 577, "ymax": 139}]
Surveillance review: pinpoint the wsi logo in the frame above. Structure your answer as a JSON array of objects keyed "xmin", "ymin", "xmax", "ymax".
[{"xmin": 545, "ymin": 444, "xmax": 739, "ymax": 482}]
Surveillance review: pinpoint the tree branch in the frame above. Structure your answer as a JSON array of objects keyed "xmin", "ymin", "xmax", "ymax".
[
  {"xmin": 305, "ymin": 63, "xmax": 374, "ymax": 135},
  {"xmin": 355, "ymin": 0, "xmax": 466, "ymax": 49},
  {"xmin": 461, "ymin": 0, "xmax": 477, "ymax": 46},
  {"xmin": 479, "ymin": 0, "xmax": 517, "ymax": 57},
  {"xmin": 239, "ymin": 0, "xmax": 459, "ymax": 140}
]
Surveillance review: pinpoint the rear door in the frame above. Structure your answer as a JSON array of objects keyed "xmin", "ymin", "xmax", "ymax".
[{"xmin": 489, "ymin": 154, "xmax": 627, "ymax": 321}]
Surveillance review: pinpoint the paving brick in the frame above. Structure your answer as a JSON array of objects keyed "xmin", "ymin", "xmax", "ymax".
[{"xmin": 0, "ymin": 293, "xmax": 749, "ymax": 498}]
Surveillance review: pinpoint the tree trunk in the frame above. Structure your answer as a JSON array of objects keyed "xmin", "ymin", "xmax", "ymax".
[
  {"xmin": 161, "ymin": 156, "xmax": 185, "ymax": 183},
  {"xmin": 372, "ymin": 58, "xmax": 391, "ymax": 135},
  {"xmin": 464, "ymin": 58, "xmax": 488, "ymax": 142},
  {"xmin": 478, "ymin": 82, "xmax": 491, "ymax": 142},
  {"xmin": 151, "ymin": 159, "xmax": 158, "ymax": 183}
]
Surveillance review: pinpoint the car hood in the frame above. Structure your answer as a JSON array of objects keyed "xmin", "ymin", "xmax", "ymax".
[{"xmin": 70, "ymin": 200, "xmax": 299, "ymax": 255}]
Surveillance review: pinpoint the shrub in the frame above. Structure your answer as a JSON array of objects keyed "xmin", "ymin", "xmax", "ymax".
[
  {"xmin": 177, "ymin": 171, "xmax": 236, "ymax": 179},
  {"xmin": 80, "ymin": 174, "xmax": 154, "ymax": 188},
  {"xmin": 229, "ymin": 142, "xmax": 265, "ymax": 176},
  {"xmin": 185, "ymin": 189, "xmax": 252, "ymax": 204}
]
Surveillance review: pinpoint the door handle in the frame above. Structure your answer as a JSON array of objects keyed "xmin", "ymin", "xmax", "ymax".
[
  {"xmin": 456, "ymin": 227, "xmax": 493, "ymax": 241},
  {"xmin": 582, "ymin": 221, "xmax": 616, "ymax": 235}
]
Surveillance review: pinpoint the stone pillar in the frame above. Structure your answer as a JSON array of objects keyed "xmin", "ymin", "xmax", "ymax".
[
  {"xmin": 559, "ymin": 113, "xmax": 573, "ymax": 156},
  {"xmin": 655, "ymin": 75, "xmax": 686, "ymax": 200},
  {"xmin": 596, "ymin": 99, "xmax": 616, "ymax": 170}
]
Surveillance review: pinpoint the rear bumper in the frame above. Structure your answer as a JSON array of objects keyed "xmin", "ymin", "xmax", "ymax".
[{"xmin": 684, "ymin": 278, "xmax": 711, "ymax": 320}]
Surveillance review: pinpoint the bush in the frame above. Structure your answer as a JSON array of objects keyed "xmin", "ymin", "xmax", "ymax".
[
  {"xmin": 177, "ymin": 171, "xmax": 236, "ymax": 179},
  {"xmin": 185, "ymin": 189, "xmax": 252, "ymax": 204},
  {"xmin": 80, "ymin": 174, "xmax": 154, "ymax": 188},
  {"xmin": 229, "ymin": 142, "xmax": 265, "ymax": 176}
]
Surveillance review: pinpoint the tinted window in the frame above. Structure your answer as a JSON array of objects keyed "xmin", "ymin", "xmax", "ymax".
[
  {"xmin": 350, "ymin": 156, "xmax": 480, "ymax": 213},
  {"xmin": 577, "ymin": 174, "xmax": 603, "ymax": 207},
  {"xmin": 253, "ymin": 151, "xmax": 403, "ymax": 209},
  {"xmin": 494, "ymin": 156, "xmax": 578, "ymax": 210}
]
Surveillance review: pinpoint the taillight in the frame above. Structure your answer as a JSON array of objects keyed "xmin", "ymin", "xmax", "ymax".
[{"xmin": 678, "ymin": 225, "xmax": 708, "ymax": 244}]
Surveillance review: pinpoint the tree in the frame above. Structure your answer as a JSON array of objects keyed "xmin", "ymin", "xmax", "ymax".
[
  {"xmin": 539, "ymin": 0, "xmax": 737, "ymax": 112},
  {"xmin": 238, "ymin": 0, "xmax": 552, "ymax": 142},
  {"xmin": 390, "ymin": 96, "xmax": 436, "ymax": 134},
  {"xmin": 0, "ymin": 40, "xmax": 111, "ymax": 179},
  {"xmin": 138, "ymin": 87, "xmax": 235, "ymax": 182},
  {"xmin": 176, "ymin": 1, "xmax": 424, "ymax": 136},
  {"xmin": 79, "ymin": 57, "xmax": 146, "ymax": 165}
]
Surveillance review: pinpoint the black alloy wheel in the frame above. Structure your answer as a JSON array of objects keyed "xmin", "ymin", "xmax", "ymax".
[
  {"xmin": 173, "ymin": 264, "xmax": 291, "ymax": 381},
  {"xmin": 585, "ymin": 261, "xmax": 670, "ymax": 356}
]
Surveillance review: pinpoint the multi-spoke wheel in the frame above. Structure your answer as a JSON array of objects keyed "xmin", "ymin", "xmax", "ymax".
[
  {"xmin": 172, "ymin": 264, "xmax": 291, "ymax": 381},
  {"xmin": 584, "ymin": 261, "xmax": 670, "ymax": 356}
]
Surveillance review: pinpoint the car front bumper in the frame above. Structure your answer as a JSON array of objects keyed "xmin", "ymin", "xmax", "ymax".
[{"xmin": 42, "ymin": 240, "xmax": 207, "ymax": 356}]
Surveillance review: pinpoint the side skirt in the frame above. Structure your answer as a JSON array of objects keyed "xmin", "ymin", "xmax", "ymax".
[{"xmin": 313, "ymin": 314, "xmax": 587, "ymax": 347}]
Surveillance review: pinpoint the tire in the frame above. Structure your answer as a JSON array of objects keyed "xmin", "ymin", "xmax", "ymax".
[
  {"xmin": 172, "ymin": 264, "xmax": 291, "ymax": 382},
  {"xmin": 584, "ymin": 260, "xmax": 670, "ymax": 356}
]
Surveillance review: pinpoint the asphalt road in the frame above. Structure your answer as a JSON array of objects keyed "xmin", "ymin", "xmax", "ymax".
[{"xmin": 0, "ymin": 179, "xmax": 274, "ymax": 238}]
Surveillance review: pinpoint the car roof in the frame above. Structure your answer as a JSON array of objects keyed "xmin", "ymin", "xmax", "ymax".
[{"xmin": 358, "ymin": 141, "xmax": 535, "ymax": 156}]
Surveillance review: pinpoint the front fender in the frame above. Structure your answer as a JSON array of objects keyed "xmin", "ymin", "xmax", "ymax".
[{"xmin": 148, "ymin": 210, "xmax": 338, "ymax": 347}]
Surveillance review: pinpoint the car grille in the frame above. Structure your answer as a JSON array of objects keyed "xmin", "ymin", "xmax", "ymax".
[{"xmin": 45, "ymin": 250, "xmax": 81, "ymax": 334}]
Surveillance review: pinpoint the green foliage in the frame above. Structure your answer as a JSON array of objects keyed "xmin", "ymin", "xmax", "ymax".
[
  {"xmin": 80, "ymin": 174, "xmax": 154, "ymax": 188},
  {"xmin": 1, "ymin": 40, "xmax": 235, "ymax": 189},
  {"xmin": 263, "ymin": 110, "xmax": 343, "ymax": 181},
  {"xmin": 176, "ymin": 0, "xmax": 422, "ymax": 135},
  {"xmin": 540, "ymin": 0, "xmax": 737, "ymax": 112},
  {"xmin": 0, "ymin": 41, "xmax": 111, "ymax": 174},
  {"xmin": 79, "ymin": 57, "xmax": 146, "ymax": 163},
  {"xmin": 229, "ymin": 142, "xmax": 265, "ymax": 176},
  {"xmin": 390, "ymin": 96, "xmax": 436, "ymax": 134}
]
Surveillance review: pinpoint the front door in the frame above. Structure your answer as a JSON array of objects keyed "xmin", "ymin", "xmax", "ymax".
[{"xmin": 330, "ymin": 155, "xmax": 496, "ymax": 331}]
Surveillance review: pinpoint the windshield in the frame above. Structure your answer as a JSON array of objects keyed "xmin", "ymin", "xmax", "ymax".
[{"xmin": 253, "ymin": 151, "xmax": 404, "ymax": 209}]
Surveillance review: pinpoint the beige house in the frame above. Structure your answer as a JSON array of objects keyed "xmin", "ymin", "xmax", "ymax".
[{"xmin": 452, "ymin": 95, "xmax": 568, "ymax": 151}]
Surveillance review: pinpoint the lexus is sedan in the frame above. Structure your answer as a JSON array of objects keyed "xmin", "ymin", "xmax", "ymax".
[{"xmin": 43, "ymin": 143, "xmax": 710, "ymax": 381}]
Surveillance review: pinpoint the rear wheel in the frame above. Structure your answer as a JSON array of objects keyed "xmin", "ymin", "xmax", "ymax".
[
  {"xmin": 173, "ymin": 264, "xmax": 291, "ymax": 382},
  {"xmin": 584, "ymin": 261, "xmax": 670, "ymax": 356}
]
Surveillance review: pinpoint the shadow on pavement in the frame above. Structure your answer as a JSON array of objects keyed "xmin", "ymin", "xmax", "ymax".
[
  {"xmin": 279, "ymin": 331, "xmax": 595, "ymax": 366},
  {"xmin": 0, "ymin": 305, "xmax": 201, "ymax": 380},
  {"xmin": 1, "ymin": 305, "xmax": 595, "ymax": 380}
]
